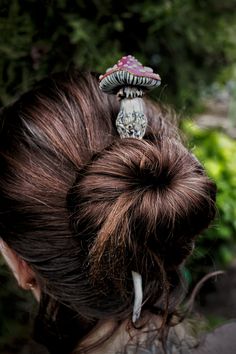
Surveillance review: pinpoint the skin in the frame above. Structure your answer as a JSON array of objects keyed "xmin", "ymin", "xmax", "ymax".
[{"xmin": 77, "ymin": 312, "xmax": 165, "ymax": 354}]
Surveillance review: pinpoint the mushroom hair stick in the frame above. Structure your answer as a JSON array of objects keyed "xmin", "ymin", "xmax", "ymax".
[{"xmin": 99, "ymin": 55, "xmax": 161, "ymax": 139}]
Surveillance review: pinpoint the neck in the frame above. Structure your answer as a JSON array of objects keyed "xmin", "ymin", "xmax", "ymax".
[{"xmin": 74, "ymin": 312, "xmax": 164, "ymax": 354}]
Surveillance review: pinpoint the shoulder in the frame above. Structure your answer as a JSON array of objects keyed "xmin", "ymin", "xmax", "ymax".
[{"xmin": 193, "ymin": 321, "xmax": 236, "ymax": 354}]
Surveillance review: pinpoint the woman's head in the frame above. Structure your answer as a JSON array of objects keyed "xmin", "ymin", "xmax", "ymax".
[{"xmin": 0, "ymin": 70, "xmax": 216, "ymax": 338}]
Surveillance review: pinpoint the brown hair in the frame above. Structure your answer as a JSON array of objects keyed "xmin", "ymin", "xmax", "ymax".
[{"xmin": 0, "ymin": 71, "xmax": 216, "ymax": 353}]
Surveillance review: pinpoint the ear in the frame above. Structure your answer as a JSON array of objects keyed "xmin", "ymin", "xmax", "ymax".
[{"xmin": 0, "ymin": 239, "xmax": 40, "ymax": 301}]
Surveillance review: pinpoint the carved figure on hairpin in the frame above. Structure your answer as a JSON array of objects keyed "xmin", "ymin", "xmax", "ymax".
[{"xmin": 99, "ymin": 55, "xmax": 161, "ymax": 139}]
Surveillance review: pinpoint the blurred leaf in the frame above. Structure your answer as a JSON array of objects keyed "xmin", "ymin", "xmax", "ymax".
[{"xmin": 183, "ymin": 122, "xmax": 236, "ymax": 279}]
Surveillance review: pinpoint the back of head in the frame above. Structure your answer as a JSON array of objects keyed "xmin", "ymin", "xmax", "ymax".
[{"xmin": 0, "ymin": 70, "xmax": 216, "ymax": 351}]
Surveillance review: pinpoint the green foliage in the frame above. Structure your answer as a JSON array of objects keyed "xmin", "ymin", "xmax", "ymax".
[
  {"xmin": 1, "ymin": 0, "xmax": 236, "ymax": 109},
  {"xmin": 183, "ymin": 121, "xmax": 236, "ymax": 277}
]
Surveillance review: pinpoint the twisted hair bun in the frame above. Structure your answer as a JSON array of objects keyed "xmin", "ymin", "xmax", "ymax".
[
  {"xmin": 0, "ymin": 71, "xmax": 216, "ymax": 324},
  {"xmin": 68, "ymin": 136, "xmax": 216, "ymax": 295}
]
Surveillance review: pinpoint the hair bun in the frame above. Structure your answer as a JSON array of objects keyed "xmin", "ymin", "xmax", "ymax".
[{"xmin": 68, "ymin": 137, "xmax": 216, "ymax": 289}]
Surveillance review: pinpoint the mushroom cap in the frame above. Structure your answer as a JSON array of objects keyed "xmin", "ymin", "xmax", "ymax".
[{"xmin": 99, "ymin": 55, "xmax": 161, "ymax": 94}]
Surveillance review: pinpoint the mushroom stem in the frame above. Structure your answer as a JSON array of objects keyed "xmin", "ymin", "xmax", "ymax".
[{"xmin": 116, "ymin": 97, "xmax": 147, "ymax": 139}]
